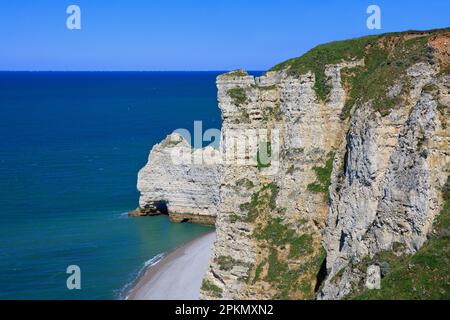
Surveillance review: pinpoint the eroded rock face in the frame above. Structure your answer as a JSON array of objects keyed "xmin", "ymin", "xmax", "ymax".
[
  {"xmin": 201, "ymin": 61, "xmax": 362, "ymax": 299},
  {"xmin": 132, "ymin": 29, "xmax": 449, "ymax": 300},
  {"xmin": 201, "ymin": 30, "xmax": 449, "ymax": 300},
  {"xmin": 318, "ymin": 70, "xmax": 449, "ymax": 299},
  {"xmin": 365, "ymin": 265, "xmax": 381, "ymax": 290},
  {"xmin": 131, "ymin": 133, "xmax": 221, "ymax": 225}
]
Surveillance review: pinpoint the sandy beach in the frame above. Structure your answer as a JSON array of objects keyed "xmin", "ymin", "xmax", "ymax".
[{"xmin": 126, "ymin": 231, "xmax": 216, "ymax": 300}]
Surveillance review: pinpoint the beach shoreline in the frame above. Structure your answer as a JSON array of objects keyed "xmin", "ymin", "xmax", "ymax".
[{"xmin": 126, "ymin": 231, "xmax": 216, "ymax": 300}]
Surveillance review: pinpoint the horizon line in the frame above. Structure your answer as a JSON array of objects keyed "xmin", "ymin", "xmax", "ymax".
[{"xmin": 0, "ymin": 70, "xmax": 266, "ymax": 72}]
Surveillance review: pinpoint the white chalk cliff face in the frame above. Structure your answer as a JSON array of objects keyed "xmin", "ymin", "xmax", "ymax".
[
  {"xmin": 201, "ymin": 64, "xmax": 362, "ymax": 299},
  {"xmin": 200, "ymin": 29, "xmax": 449, "ymax": 299},
  {"xmin": 133, "ymin": 29, "xmax": 449, "ymax": 299},
  {"xmin": 131, "ymin": 132, "xmax": 221, "ymax": 225}
]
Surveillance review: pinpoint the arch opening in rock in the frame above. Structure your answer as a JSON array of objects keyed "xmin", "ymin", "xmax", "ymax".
[{"xmin": 154, "ymin": 200, "xmax": 169, "ymax": 215}]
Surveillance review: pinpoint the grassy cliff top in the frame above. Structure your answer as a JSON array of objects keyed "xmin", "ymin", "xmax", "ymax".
[{"xmin": 270, "ymin": 27, "xmax": 449, "ymax": 116}]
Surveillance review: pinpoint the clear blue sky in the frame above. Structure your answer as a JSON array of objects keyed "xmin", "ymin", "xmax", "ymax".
[{"xmin": 0, "ymin": 0, "xmax": 448, "ymax": 71}]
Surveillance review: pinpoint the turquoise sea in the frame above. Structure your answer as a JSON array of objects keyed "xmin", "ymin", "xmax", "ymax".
[{"xmin": 0, "ymin": 72, "xmax": 228, "ymax": 299}]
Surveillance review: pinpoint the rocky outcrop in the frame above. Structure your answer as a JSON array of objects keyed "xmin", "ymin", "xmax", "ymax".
[
  {"xmin": 132, "ymin": 28, "xmax": 449, "ymax": 299},
  {"xmin": 130, "ymin": 132, "xmax": 221, "ymax": 225},
  {"xmin": 201, "ymin": 29, "xmax": 449, "ymax": 299}
]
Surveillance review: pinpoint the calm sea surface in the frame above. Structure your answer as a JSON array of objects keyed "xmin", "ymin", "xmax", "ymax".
[{"xmin": 0, "ymin": 71, "xmax": 239, "ymax": 299}]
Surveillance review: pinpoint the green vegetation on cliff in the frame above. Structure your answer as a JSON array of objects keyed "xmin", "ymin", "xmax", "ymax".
[
  {"xmin": 239, "ymin": 183, "xmax": 322, "ymax": 299},
  {"xmin": 434, "ymin": 176, "xmax": 450, "ymax": 232},
  {"xmin": 254, "ymin": 217, "xmax": 313, "ymax": 259},
  {"xmin": 307, "ymin": 152, "xmax": 335, "ymax": 198},
  {"xmin": 215, "ymin": 255, "xmax": 251, "ymax": 272},
  {"xmin": 271, "ymin": 28, "xmax": 449, "ymax": 117},
  {"xmin": 227, "ymin": 87, "xmax": 251, "ymax": 122},
  {"xmin": 271, "ymin": 35, "xmax": 380, "ymax": 101},
  {"xmin": 224, "ymin": 69, "xmax": 248, "ymax": 77},
  {"xmin": 352, "ymin": 235, "xmax": 449, "ymax": 299},
  {"xmin": 351, "ymin": 176, "xmax": 450, "ymax": 300},
  {"xmin": 236, "ymin": 177, "xmax": 255, "ymax": 190},
  {"xmin": 341, "ymin": 35, "xmax": 429, "ymax": 117},
  {"xmin": 227, "ymin": 87, "xmax": 247, "ymax": 106}
]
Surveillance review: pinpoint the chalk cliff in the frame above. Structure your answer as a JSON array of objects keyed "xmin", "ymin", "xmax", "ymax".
[
  {"xmin": 130, "ymin": 132, "xmax": 220, "ymax": 225},
  {"xmin": 133, "ymin": 28, "xmax": 449, "ymax": 299}
]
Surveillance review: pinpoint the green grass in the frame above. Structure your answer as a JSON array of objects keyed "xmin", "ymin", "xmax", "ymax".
[
  {"xmin": 257, "ymin": 141, "xmax": 272, "ymax": 170},
  {"xmin": 271, "ymin": 34, "xmax": 381, "ymax": 101},
  {"xmin": 266, "ymin": 248, "xmax": 300, "ymax": 299},
  {"xmin": 239, "ymin": 183, "xmax": 278, "ymax": 222},
  {"xmin": 259, "ymin": 84, "xmax": 277, "ymax": 91},
  {"xmin": 352, "ymin": 235, "xmax": 449, "ymax": 300},
  {"xmin": 241, "ymin": 183, "xmax": 324, "ymax": 299},
  {"xmin": 341, "ymin": 36, "xmax": 429, "ymax": 118},
  {"xmin": 224, "ymin": 69, "xmax": 248, "ymax": 77},
  {"xmin": 255, "ymin": 217, "xmax": 291, "ymax": 245},
  {"xmin": 252, "ymin": 261, "xmax": 265, "ymax": 284},
  {"xmin": 270, "ymin": 30, "xmax": 439, "ymax": 117},
  {"xmin": 160, "ymin": 136, "xmax": 183, "ymax": 147},
  {"xmin": 251, "ymin": 216, "xmax": 317, "ymax": 298},
  {"xmin": 307, "ymin": 152, "xmax": 335, "ymax": 197},
  {"xmin": 434, "ymin": 175, "xmax": 450, "ymax": 231},
  {"xmin": 229, "ymin": 213, "xmax": 241, "ymax": 223},
  {"xmin": 267, "ymin": 248, "xmax": 289, "ymax": 282},
  {"xmin": 215, "ymin": 255, "xmax": 237, "ymax": 271},
  {"xmin": 227, "ymin": 87, "xmax": 250, "ymax": 122},
  {"xmin": 201, "ymin": 279, "xmax": 223, "ymax": 298},
  {"xmin": 227, "ymin": 87, "xmax": 247, "ymax": 106},
  {"xmin": 236, "ymin": 178, "xmax": 255, "ymax": 190},
  {"xmin": 215, "ymin": 255, "xmax": 250, "ymax": 272}
]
